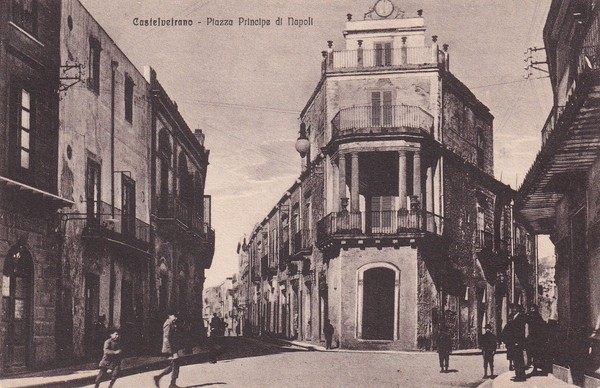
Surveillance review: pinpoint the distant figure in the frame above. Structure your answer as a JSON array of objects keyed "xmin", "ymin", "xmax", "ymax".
[
  {"xmin": 480, "ymin": 324, "xmax": 497, "ymax": 378},
  {"xmin": 324, "ymin": 319, "xmax": 334, "ymax": 349},
  {"xmin": 503, "ymin": 304, "xmax": 527, "ymax": 382},
  {"xmin": 437, "ymin": 326, "xmax": 452, "ymax": 373},
  {"xmin": 154, "ymin": 311, "xmax": 182, "ymax": 388},
  {"xmin": 94, "ymin": 329, "xmax": 122, "ymax": 388},
  {"xmin": 526, "ymin": 305, "xmax": 548, "ymax": 376},
  {"xmin": 210, "ymin": 313, "xmax": 221, "ymax": 337},
  {"xmin": 501, "ymin": 314, "xmax": 515, "ymax": 371}
]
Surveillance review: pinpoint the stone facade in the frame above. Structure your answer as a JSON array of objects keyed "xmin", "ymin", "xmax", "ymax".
[
  {"xmin": 238, "ymin": 5, "xmax": 535, "ymax": 351},
  {"xmin": 0, "ymin": 0, "xmax": 67, "ymax": 373}
]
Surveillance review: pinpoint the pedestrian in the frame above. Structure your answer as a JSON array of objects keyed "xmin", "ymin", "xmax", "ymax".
[
  {"xmin": 210, "ymin": 313, "xmax": 221, "ymax": 337},
  {"xmin": 437, "ymin": 325, "xmax": 452, "ymax": 373},
  {"xmin": 153, "ymin": 311, "xmax": 182, "ymax": 388},
  {"xmin": 480, "ymin": 324, "xmax": 497, "ymax": 378},
  {"xmin": 526, "ymin": 305, "xmax": 547, "ymax": 376},
  {"xmin": 501, "ymin": 314, "xmax": 514, "ymax": 371},
  {"xmin": 94, "ymin": 328, "xmax": 122, "ymax": 388},
  {"xmin": 324, "ymin": 319, "xmax": 334, "ymax": 349},
  {"xmin": 503, "ymin": 304, "xmax": 527, "ymax": 382}
]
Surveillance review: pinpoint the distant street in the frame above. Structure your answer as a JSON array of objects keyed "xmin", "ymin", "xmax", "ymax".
[{"xmin": 84, "ymin": 337, "xmax": 509, "ymax": 388}]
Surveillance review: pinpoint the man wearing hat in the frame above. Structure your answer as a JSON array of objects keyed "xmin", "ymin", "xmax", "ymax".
[{"xmin": 480, "ymin": 323, "xmax": 498, "ymax": 378}]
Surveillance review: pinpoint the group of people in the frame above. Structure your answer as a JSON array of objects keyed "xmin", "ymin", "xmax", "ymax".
[
  {"xmin": 435, "ymin": 303, "xmax": 552, "ymax": 382},
  {"xmin": 94, "ymin": 310, "xmax": 217, "ymax": 388}
]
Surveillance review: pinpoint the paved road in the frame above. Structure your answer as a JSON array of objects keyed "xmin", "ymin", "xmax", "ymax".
[{"xmin": 86, "ymin": 337, "xmax": 509, "ymax": 388}]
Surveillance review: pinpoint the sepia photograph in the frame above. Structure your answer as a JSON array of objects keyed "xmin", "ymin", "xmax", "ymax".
[{"xmin": 0, "ymin": 0, "xmax": 598, "ymax": 387}]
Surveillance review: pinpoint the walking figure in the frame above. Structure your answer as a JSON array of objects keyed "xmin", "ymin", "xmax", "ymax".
[
  {"xmin": 94, "ymin": 329, "xmax": 122, "ymax": 388},
  {"xmin": 154, "ymin": 311, "xmax": 182, "ymax": 388},
  {"xmin": 437, "ymin": 325, "xmax": 452, "ymax": 373},
  {"xmin": 526, "ymin": 305, "xmax": 548, "ymax": 376},
  {"xmin": 502, "ymin": 304, "xmax": 527, "ymax": 382},
  {"xmin": 480, "ymin": 324, "xmax": 497, "ymax": 378},
  {"xmin": 324, "ymin": 319, "xmax": 334, "ymax": 349}
]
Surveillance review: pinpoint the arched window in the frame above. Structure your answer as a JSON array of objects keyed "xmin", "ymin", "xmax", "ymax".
[{"xmin": 3, "ymin": 245, "xmax": 34, "ymax": 367}]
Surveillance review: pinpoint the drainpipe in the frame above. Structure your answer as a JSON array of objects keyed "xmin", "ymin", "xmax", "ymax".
[
  {"xmin": 510, "ymin": 199, "xmax": 515, "ymax": 304},
  {"xmin": 535, "ymin": 234, "xmax": 539, "ymax": 305},
  {"xmin": 109, "ymin": 60, "xmax": 119, "ymax": 326}
]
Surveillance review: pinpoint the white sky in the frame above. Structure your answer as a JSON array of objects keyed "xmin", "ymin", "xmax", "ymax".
[{"xmin": 80, "ymin": 0, "xmax": 555, "ymax": 287}]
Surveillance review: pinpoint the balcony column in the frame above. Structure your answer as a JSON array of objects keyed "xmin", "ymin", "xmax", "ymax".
[
  {"xmin": 398, "ymin": 150, "xmax": 407, "ymax": 209},
  {"xmin": 332, "ymin": 157, "xmax": 340, "ymax": 212},
  {"xmin": 401, "ymin": 36, "xmax": 407, "ymax": 65},
  {"xmin": 338, "ymin": 153, "xmax": 346, "ymax": 210},
  {"xmin": 413, "ymin": 151, "xmax": 422, "ymax": 206},
  {"xmin": 350, "ymin": 152, "xmax": 360, "ymax": 212},
  {"xmin": 426, "ymin": 164, "xmax": 434, "ymax": 214}
]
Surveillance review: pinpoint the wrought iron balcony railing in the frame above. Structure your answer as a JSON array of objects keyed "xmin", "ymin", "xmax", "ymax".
[
  {"xmin": 331, "ymin": 105, "xmax": 434, "ymax": 140},
  {"xmin": 291, "ymin": 229, "xmax": 312, "ymax": 255},
  {"xmin": 84, "ymin": 200, "xmax": 150, "ymax": 248},
  {"xmin": 317, "ymin": 210, "xmax": 444, "ymax": 243},
  {"xmin": 157, "ymin": 194, "xmax": 205, "ymax": 235}
]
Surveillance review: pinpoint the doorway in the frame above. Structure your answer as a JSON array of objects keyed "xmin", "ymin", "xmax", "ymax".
[
  {"xmin": 2, "ymin": 246, "xmax": 33, "ymax": 368},
  {"xmin": 361, "ymin": 267, "xmax": 395, "ymax": 340}
]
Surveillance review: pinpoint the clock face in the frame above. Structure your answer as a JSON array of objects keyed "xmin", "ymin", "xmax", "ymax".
[{"xmin": 374, "ymin": 0, "xmax": 394, "ymax": 17}]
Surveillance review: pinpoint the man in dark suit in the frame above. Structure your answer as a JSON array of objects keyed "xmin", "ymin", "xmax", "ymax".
[{"xmin": 504, "ymin": 304, "xmax": 527, "ymax": 382}]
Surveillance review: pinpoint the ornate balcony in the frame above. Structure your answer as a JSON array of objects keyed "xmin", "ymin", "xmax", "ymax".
[
  {"xmin": 156, "ymin": 194, "xmax": 206, "ymax": 238},
  {"xmin": 322, "ymin": 46, "xmax": 446, "ymax": 74},
  {"xmin": 82, "ymin": 201, "xmax": 150, "ymax": 252},
  {"xmin": 278, "ymin": 240, "xmax": 290, "ymax": 270},
  {"xmin": 316, "ymin": 209, "xmax": 444, "ymax": 247},
  {"xmin": 331, "ymin": 105, "xmax": 434, "ymax": 143}
]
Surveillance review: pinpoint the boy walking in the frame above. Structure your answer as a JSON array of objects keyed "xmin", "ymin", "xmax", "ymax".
[
  {"xmin": 481, "ymin": 324, "xmax": 498, "ymax": 378},
  {"xmin": 94, "ymin": 329, "xmax": 122, "ymax": 388}
]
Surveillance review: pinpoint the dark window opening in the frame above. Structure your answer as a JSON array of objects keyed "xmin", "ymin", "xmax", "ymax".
[
  {"xmin": 124, "ymin": 75, "xmax": 134, "ymax": 123},
  {"xmin": 11, "ymin": 0, "xmax": 37, "ymax": 35},
  {"xmin": 375, "ymin": 42, "xmax": 392, "ymax": 66},
  {"xmin": 121, "ymin": 175, "xmax": 136, "ymax": 237},
  {"xmin": 88, "ymin": 37, "xmax": 101, "ymax": 94},
  {"xmin": 476, "ymin": 127, "xmax": 485, "ymax": 169}
]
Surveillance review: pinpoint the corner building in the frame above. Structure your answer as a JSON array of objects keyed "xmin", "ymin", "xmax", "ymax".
[{"xmin": 241, "ymin": 3, "xmax": 535, "ymax": 351}]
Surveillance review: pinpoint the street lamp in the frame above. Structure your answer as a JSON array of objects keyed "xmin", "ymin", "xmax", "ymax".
[{"xmin": 295, "ymin": 122, "xmax": 310, "ymax": 157}]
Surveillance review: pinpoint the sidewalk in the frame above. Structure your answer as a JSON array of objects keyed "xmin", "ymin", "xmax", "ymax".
[
  {"xmin": 477, "ymin": 371, "xmax": 576, "ymax": 388},
  {"xmin": 264, "ymin": 336, "xmax": 506, "ymax": 356},
  {"xmin": 0, "ymin": 345, "xmax": 213, "ymax": 388}
]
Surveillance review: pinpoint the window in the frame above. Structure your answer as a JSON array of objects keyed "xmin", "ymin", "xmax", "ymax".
[
  {"xmin": 86, "ymin": 159, "xmax": 101, "ymax": 220},
  {"xmin": 17, "ymin": 89, "xmax": 32, "ymax": 171},
  {"xmin": 476, "ymin": 127, "xmax": 485, "ymax": 169},
  {"xmin": 88, "ymin": 37, "xmax": 101, "ymax": 94},
  {"xmin": 121, "ymin": 175, "xmax": 136, "ymax": 237},
  {"xmin": 124, "ymin": 75, "xmax": 134, "ymax": 123},
  {"xmin": 371, "ymin": 91, "xmax": 392, "ymax": 127},
  {"xmin": 375, "ymin": 42, "xmax": 392, "ymax": 66},
  {"xmin": 11, "ymin": 0, "xmax": 37, "ymax": 35}
]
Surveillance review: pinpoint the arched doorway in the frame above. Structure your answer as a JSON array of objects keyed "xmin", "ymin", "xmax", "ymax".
[
  {"xmin": 2, "ymin": 245, "xmax": 33, "ymax": 368},
  {"xmin": 358, "ymin": 265, "xmax": 398, "ymax": 340}
]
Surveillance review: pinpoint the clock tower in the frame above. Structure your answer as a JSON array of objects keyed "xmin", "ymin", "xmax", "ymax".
[{"xmin": 365, "ymin": 0, "xmax": 404, "ymax": 20}]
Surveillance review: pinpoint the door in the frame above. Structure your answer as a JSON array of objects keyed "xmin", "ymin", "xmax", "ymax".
[
  {"xmin": 370, "ymin": 196, "xmax": 395, "ymax": 233},
  {"xmin": 375, "ymin": 42, "xmax": 392, "ymax": 66},
  {"xmin": 371, "ymin": 91, "xmax": 393, "ymax": 127},
  {"xmin": 84, "ymin": 273, "xmax": 100, "ymax": 358},
  {"xmin": 121, "ymin": 175, "xmax": 136, "ymax": 237},
  {"xmin": 362, "ymin": 267, "xmax": 395, "ymax": 340},
  {"xmin": 2, "ymin": 246, "xmax": 33, "ymax": 368}
]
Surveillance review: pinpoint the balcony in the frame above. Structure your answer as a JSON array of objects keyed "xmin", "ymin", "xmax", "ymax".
[
  {"xmin": 331, "ymin": 105, "xmax": 434, "ymax": 142},
  {"xmin": 519, "ymin": 44, "xmax": 600, "ymax": 233},
  {"xmin": 316, "ymin": 210, "xmax": 444, "ymax": 247},
  {"xmin": 291, "ymin": 229, "xmax": 312, "ymax": 258},
  {"xmin": 156, "ymin": 194, "xmax": 206, "ymax": 237},
  {"xmin": 82, "ymin": 201, "xmax": 150, "ymax": 252},
  {"xmin": 475, "ymin": 230, "xmax": 493, "ymax": 251},
  {"xmin": 322, "ymin": 46, "xmax": 446, "ymax": 74}
]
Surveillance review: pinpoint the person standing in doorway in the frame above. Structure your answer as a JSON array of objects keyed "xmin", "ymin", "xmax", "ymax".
[
  {"xmin": 503, "ymin": 304, "xmax": 527, "ymax": 382},
  {"xmin": 94, "ymin": 329, "xmax": 122, "ymax": 388},
  {"xmin": 154, "ymin": 311, "xmax": 182, "ymax": 388},
  {"xmin": 324, "ymin": 319, "xmax": 334, "ymax": 350},
  {"xmin": 437, "ymin": 325, "xmax": 452, "ymax": 373},
  {"xmin": 480, "ymin": 324, "xmax": 498, "ymax": 378}
]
